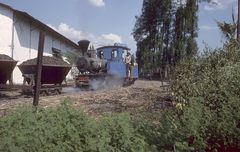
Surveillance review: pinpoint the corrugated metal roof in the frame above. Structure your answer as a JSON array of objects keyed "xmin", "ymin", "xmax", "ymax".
[{"xmin": 0, "ymin": 3, "xmax": 80, "ymax": 50}]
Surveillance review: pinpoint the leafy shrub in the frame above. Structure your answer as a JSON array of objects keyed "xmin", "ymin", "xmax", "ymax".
[
  {"xmin": 133, "ymin": 100, "xmax": 211, "ymax": 152},
  {"xmin": 169, "ymin": 42, "xmax": 240, "ymax": 151},
  {"xmin": 97, "ymin": 114, "xmax": 147, "ymax": 152},
  {"xmin": 132, "ymin": 42, "xmax": 240, "ymax": 151},
  {"xmin": 0, "ymin": 101, "xmax": 148, "ymax": 152}
]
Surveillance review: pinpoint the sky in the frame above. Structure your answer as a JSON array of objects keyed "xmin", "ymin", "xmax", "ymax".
[{"xmin": 0, "ymin": 0, "xmax": 238, "ymax": 53}]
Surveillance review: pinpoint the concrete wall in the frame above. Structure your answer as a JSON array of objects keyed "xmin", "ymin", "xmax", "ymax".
[{"xmin": 0, "ymin": 5, "xmax": 79, "ymax": 83}]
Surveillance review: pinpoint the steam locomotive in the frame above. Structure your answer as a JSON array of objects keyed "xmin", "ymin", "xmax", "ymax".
[{"xmin": 74, "ymin": 40, "xmax": 138, "ymax": 89}]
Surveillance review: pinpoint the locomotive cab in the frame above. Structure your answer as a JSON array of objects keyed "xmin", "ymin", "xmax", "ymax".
[{"xmin": 96, "ymin": 45, "xmax": 138, "ymax": 80}]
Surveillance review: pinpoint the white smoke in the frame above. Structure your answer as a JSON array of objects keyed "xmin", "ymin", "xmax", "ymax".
[{"xmin": 89, "ymin": 76, "xmax": 125, "ymax": 91}]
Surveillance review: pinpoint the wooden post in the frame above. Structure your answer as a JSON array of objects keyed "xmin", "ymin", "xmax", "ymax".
[
  {"xmin": 238, "ymin": 0, "xmax": 240, "ymax": 41},
  {"xmin": 33, "ymin": 31, "xmax": 45, "ymax": 107}
]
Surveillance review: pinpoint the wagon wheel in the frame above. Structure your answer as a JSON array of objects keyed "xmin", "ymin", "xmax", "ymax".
[
  {"xmin": 56, "ymin": 88, "xmax": 62, "ymax": 94},
  {"xmin": 40, "ymin": 90, "xmax": 49, "ymax": 96},
  {"xmin": 52, "ymin": 89, "xmax": 60, "ymax": 95}
]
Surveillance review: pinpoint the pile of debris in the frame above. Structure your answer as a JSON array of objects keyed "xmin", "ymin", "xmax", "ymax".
[
  {"xmin": 62, "ymin": 80, "xmax": 171, "ymax": 116},
  {"xmin": 20, "ymin": 56, "xmax": 70, "ymax": 66},
  {"xmin": 0, "ymin": 54, "xmax": 14, "ymax": 61}
]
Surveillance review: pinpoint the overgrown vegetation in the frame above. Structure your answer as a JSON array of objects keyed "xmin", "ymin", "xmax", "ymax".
[
  {"xmin": 168, "ymin": 41, "xmax": 240, "ymax": 151},
  {"xmin": 129, "ymin": 41, "xmax": 240, "ymax": 151},
  {"xmin": 131, "ymin": 0, "xmax": 240, "ymax": 150},
  {"xmin": 0, "ymin": 101, "xmax": 147, "ymax": 152}
]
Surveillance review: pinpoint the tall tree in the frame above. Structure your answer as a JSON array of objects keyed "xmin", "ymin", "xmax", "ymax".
[{"xmin": 133, "ymin": 0, "xmax": 209, "ymax": 79}]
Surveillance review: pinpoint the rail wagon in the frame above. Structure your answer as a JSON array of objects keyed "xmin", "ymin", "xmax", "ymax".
[{"xmin": 0, "ymin": 55, "xmax": 71, "ymax": 95}]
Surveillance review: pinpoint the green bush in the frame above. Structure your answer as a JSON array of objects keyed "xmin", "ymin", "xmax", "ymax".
[
  {"xmin": 132, "ymin": 42, "xmax": 240, "ymax": 151},
  {"xmin": 97, "ymin": 114, "xmax": 147, "ymax": 152},
  {"xmin": 169, "ymin": 42, "xmax": 240, "ymax": 151},
  {"xmin": 0, "ymin": 102, "xmax": 148, "ymax": 152}
]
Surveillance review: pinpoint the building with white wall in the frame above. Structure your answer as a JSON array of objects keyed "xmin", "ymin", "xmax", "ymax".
[{"xmin": 0, "ymin": 3, "xmax": 81, "ymax": 83}]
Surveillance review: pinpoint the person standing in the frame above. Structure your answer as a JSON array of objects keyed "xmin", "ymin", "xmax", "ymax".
[{"xmin": 125, "ymin": 51, "xmax": 132, "ymax": 80}]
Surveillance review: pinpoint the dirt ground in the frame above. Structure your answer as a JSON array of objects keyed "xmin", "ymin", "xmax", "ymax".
[{"xmin": 0, "ymin": 80, "xmax": 171, "ymax": 117}]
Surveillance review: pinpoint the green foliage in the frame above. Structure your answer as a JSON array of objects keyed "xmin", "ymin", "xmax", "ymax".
[
  {"xmin": 0, "ymin": 101, "xmax": 147, "ymax": 152},
  {"xmin": 169, "ymin": 42, "xmax": 240, "ymax": 151},
  {"xmin": 132, "ymin": 111, "xmax": 164, "ymax": 151},
  {"xmin": 133, "ymin": 0, "xmax": 203, "ymax": 78},
  {"xmin": 132, "ymin": 100, "xmax": 211, "ymax": 151},
  {"xmin": 217, "ymin": 21, "xmax": 237, "ymax": 41},
  {"xmin": 97, "ymin": 114, "xmax": 147, "ymax": 152},
  {"xmin": 131, "ymin": 41, "xmax": 240, "ymax": 151},
  {"xmin": 133, "ymin": 0, "xmax": 174, "ymax": 78},
  {"xmin": 216, "ymin": 7, "xmax": 237, "ymax": 42}
]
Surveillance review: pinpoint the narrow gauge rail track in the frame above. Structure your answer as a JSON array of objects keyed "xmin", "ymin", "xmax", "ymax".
[{"xmin": 0, "ymin": 83, "xmax": 73, "ymax": 96}]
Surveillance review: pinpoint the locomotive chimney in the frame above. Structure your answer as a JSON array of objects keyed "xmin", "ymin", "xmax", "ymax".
[{"xmin": 78, "ymin": 40, "xmax": 90, "ymax": 56}]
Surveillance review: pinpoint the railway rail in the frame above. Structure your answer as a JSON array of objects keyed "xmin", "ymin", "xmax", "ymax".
[{"xmin": 0, "ymin": 83, "xmax": 72, "ymax": 96}]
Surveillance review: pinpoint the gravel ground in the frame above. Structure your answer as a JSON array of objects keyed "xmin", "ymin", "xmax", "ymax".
[{"xmin": 0, "ymin": 80, "xmax": 171, "ymax": 117}]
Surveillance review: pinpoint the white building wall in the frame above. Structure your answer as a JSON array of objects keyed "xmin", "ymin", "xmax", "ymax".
[
  {"xmin": 0, "ymin": 5, "xmax": 80, "ymax": 83},
  {"xmin": 0, "ymin": 6, "xmax": 13, "ymax": 57},
  {"xmin": 29, "ymin": 27, "xmax": 40, "ymax": 58},
  {"xmin": 44, "ymin": 34, "xmax": 53, "ymax": 55}
]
